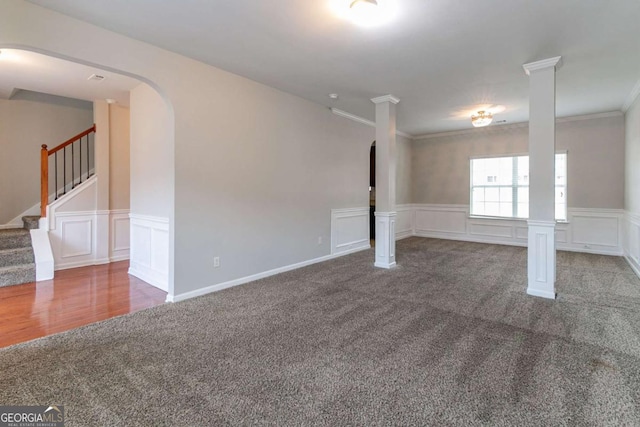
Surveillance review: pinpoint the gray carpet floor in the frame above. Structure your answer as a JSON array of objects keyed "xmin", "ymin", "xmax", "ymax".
[{"xmin": 2, "ymin": 237, "xmax": 640, "ymax": 426}]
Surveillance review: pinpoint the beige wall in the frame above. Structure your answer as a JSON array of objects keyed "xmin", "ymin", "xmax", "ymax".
[
  {"xmin": 396, "ymin": 135, "xmax": 412, "ymax": 205},
  {"xmin": 109, "ymin": 103, "xmax": 130, "ymax": 210},
  {"xmin": 130, "ymin": 83, "xmax": 173, "ymax": 219},
  {"xmin": 626, "ymin": 97, "xmax": 640, "ymax": 215},
  {"xmin": 412, "ymin": 114, "xmax": 625, "ymax": 209},
  {"xmin": 0, "ymin": 93, "xmax": 93, "ymax": 224}
]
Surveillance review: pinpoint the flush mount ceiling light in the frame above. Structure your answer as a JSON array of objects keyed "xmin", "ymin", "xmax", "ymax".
[
  {"xmin": 350, "ymin": 0, "xmax": 377, "ymax": 11},
  {"xmin": 330, "ymin": 0, "xmax": 396, "ymax": 27},
  {"xmin": 471, "ymin": 110, "xmax": 493, "ymax": 127}
]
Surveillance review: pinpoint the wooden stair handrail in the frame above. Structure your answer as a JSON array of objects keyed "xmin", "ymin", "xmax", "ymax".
[
  {"xmin": 40, "ymin": 145, "xmax": 48, "ymax": 218},
  {"xmin": 47, "ymin": 125, "xmax": 96, "ymax": 156},
  {"xmin": 40, "ymin": 124, "xmax": 96, "ymax": 218}
]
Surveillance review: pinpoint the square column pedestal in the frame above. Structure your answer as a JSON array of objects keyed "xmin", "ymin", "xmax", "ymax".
[
  {"xmin": 374, "ymin": 211, "xmax": 396, "ymax": 269},
  {"xmin": 527, "ymin": 220, "xmax": 556, "ymax": 299}
]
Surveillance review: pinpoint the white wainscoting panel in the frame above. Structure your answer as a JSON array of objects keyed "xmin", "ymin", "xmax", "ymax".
[
  {"xmin": 408, "ymin": 204, "xmax": 623, "ymax": 256},
  {"xmin": 396, "ymin": 205, "xmax": 414, "ymax": 239},
  {"xmin": 570, "ymin": 208, "xmax": 621, "ymax": 251},
  {"xmin": 50, "ymin": 211, "xmax": 98, "ymax": 270},
  {"xmin": 129, "ymin": 214, "xmax": 169, "ymax": 292},
  {"xmin": 61, "ymin": 218, "xmax": 92, "ymax": 258},
  {"xmin": 415, "ymin": 205, "xmax": 468, "ymax": 236},
  {"xmin": 110, "ymin": 210, "xmax": 130, "ymax": 262},
  {"xmin": 331, "ymin": 208, "xmax": 370, "ymax": 255},
  {"xmin": 624, "ymin": 211, "xmax": 640, "ymax": 278}
]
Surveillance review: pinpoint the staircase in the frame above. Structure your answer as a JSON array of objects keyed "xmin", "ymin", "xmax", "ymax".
[{"xmin": 0, "ymin": 216, "xmax": 40, "ymax": 287}]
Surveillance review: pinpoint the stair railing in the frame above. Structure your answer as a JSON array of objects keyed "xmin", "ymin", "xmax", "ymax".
[{"xmin": 40, "ymin": 125, "xmax": 96, "ymax": 218}]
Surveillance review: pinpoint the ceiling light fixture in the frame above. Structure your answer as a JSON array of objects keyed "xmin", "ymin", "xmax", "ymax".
[
  {"xmin": 339, "ymin": 0, "xmax": 394, "ymax": 27},
  {"xmin": 350, "ymin": 0, "xmax": 377, "ymax": 10},
  {"xmin": 471, "ymin": 110, "xmax": 493, "ymax": 127}
]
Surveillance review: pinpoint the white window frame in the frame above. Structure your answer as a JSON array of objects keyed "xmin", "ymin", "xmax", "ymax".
[{"xmin": 469, "ymin": 151, "xmax": 567, "ymax": 221}]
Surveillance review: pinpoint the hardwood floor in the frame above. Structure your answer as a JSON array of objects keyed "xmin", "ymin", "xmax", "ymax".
[{"xmin": 0, "ymin": 261, "xmax": 166, "ymax": 348}]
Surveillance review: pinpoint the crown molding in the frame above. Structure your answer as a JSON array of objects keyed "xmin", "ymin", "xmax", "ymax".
[
  {"xmin": 415, "ymin": 122, "xmax": 528, "ymax": 140},
  {"xmin": 413, "ymin": 111, "xmax": 622, "ymax": 140},
  {"xmin": 622, "ymin": 78, "xmax": 640, "ymax": 112},
  {"xmin": 330, "ymin": 108, "xmax": 413, "ymax": 139},
  {"xmin": 371, "ymin": 94, "xmax": 400, "ymax": 104},
  {"xmin": 555, "ymin": 110, "xmax": 622, "ymax": 123},
  {"xmin": 523, "ymin": 56, "xmax": 563, "ymax": 75}
]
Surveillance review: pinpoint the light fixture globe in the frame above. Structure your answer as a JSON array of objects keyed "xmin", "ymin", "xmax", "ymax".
[
  {"xmin": 350, "ymin": 0, "xmax": 378, "ymax": 8},
  {"xmin": 348, "ymin": 0, "xmax": 384, "ymax": 27},
  {"xmin": 471, "ymin": 110, "xmax": 493, "ymax": 127}
]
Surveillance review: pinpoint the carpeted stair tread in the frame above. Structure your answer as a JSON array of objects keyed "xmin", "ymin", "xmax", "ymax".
[
  {"xmin": 0, "ymin": 247, "xmax": 34, "ymax": 268},
  {"xmin": 0, "ymin": 227, "xmax": 36, "ymax": 286},
  {"xmin": 0, "ymin": 229, "xmax": 31, "ymax": 250},
  {"xmin": 0, "ymin": 263, "xmax": 35, "ymax": 287},
  {"xmin": 21, "ymin": 216, "xmax": 40, "ymax": 230}
]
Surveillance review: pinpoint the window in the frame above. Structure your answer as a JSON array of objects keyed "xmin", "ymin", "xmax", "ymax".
[{"xmin": 470, "ymin": 153, "xmax": 567, "ymax": 221}]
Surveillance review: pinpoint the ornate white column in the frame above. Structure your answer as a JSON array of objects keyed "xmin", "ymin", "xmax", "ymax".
[
  {"xmin": 371, "ymin": 94, "xmax": 399, "ymax": 269},
  {"xmin": 523, "ymin": 56, "xmax": 562, "ymax": 299}
]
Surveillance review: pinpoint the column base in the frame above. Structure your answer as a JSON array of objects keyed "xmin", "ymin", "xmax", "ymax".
[
  {"xmin": 527, "ymin": 220, "xmax": 556, "ymax": 300},
  {"xmin": 374, "ymin": 211, "xmax": 396, "ymax": 269}
]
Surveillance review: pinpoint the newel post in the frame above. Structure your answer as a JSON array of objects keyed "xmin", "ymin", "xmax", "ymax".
[{"xmin": 40, "ymin": 144, "xmax": 48, "ymax": 218}]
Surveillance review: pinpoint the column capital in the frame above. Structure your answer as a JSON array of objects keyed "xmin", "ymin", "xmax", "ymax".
[
  {"xmin": 371, "ymin": 94, "xmax": 400, "ymax": 104},
  {"xmin": 523, "ymin": 56, "xmax": 562, "ymax": 76}
]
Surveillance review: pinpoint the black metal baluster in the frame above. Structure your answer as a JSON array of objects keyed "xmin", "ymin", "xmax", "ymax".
[
  {"xmin": 55, "ymin": 152, "xmax": 58, "ymax": 200},
  {"xmin": 80, "ymin": 136, "xmax": 83, "ymax": 184}
]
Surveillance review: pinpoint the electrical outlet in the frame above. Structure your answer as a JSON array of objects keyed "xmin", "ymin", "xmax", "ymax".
[
  {"xmin": 213, "ymin": 257, "xmax": 220, "ymax": 268},
  {"xmin": 317, "ymin": 236, "xmax": 322, "ymax": 245}
]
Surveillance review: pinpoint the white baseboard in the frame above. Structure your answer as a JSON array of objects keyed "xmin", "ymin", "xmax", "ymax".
[
  {"xmin": 167, "ymin": 245, "xmax": 371, "ymax": 303},
  {"xmin": 129, "ymin": 265, "xmax": 168, "ymax": 292},
  {"xmin": 110, "ymin": 254, "xmax": 130, "ymax": 263},
  {"xmin": 625, "ymin": 255, "xmax": 640, "ymax": 278},
  {"xmin": 526, "ymin": 288, "xmax": 556, "ymax": 299}
]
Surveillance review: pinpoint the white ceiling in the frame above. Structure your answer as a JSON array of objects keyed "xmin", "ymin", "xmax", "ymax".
[
  {"xmin": 0, "ymin": 49, "xmax": 140, "ymax": 106},
  {"xmin": 26, "ymin": 0, "xmax": 640, "ymax": 135}
]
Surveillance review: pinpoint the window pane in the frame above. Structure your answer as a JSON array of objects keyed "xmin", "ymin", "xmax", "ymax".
[
  {"xmin": 517, "ymin": 156, "xmax": 529, "ymax": 185},
  {"xmin": 485, "ymin": 187, "xmax": 500, "ymax": 202},
  {"xmin": 485, "ymin": 202, "xmax": 500, "ymax": 216},
  {"xmin": 499, "ymin": 202, "xmax": 512, "ymax": 217},
  {"xmin": 497, "ymin": 157, "xmax": 513, "ymax": 185},
  {"xmin": 517, "ymin": 203, "xmax": 529, "ymax": 218},
  {"xmin": 500, "ymin": 187, "xmax": 513, "ymax": 202},
  {"xmin": 518, "ymin": 187, "xmax": 528, "ymax": 203},
  {"xmin": 472, "ymin": 187, "xmax": 485, "ymax": 202},
  {"xmin": 473, "ymin": 202, "xmax": 485, "ymax": 216}
]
